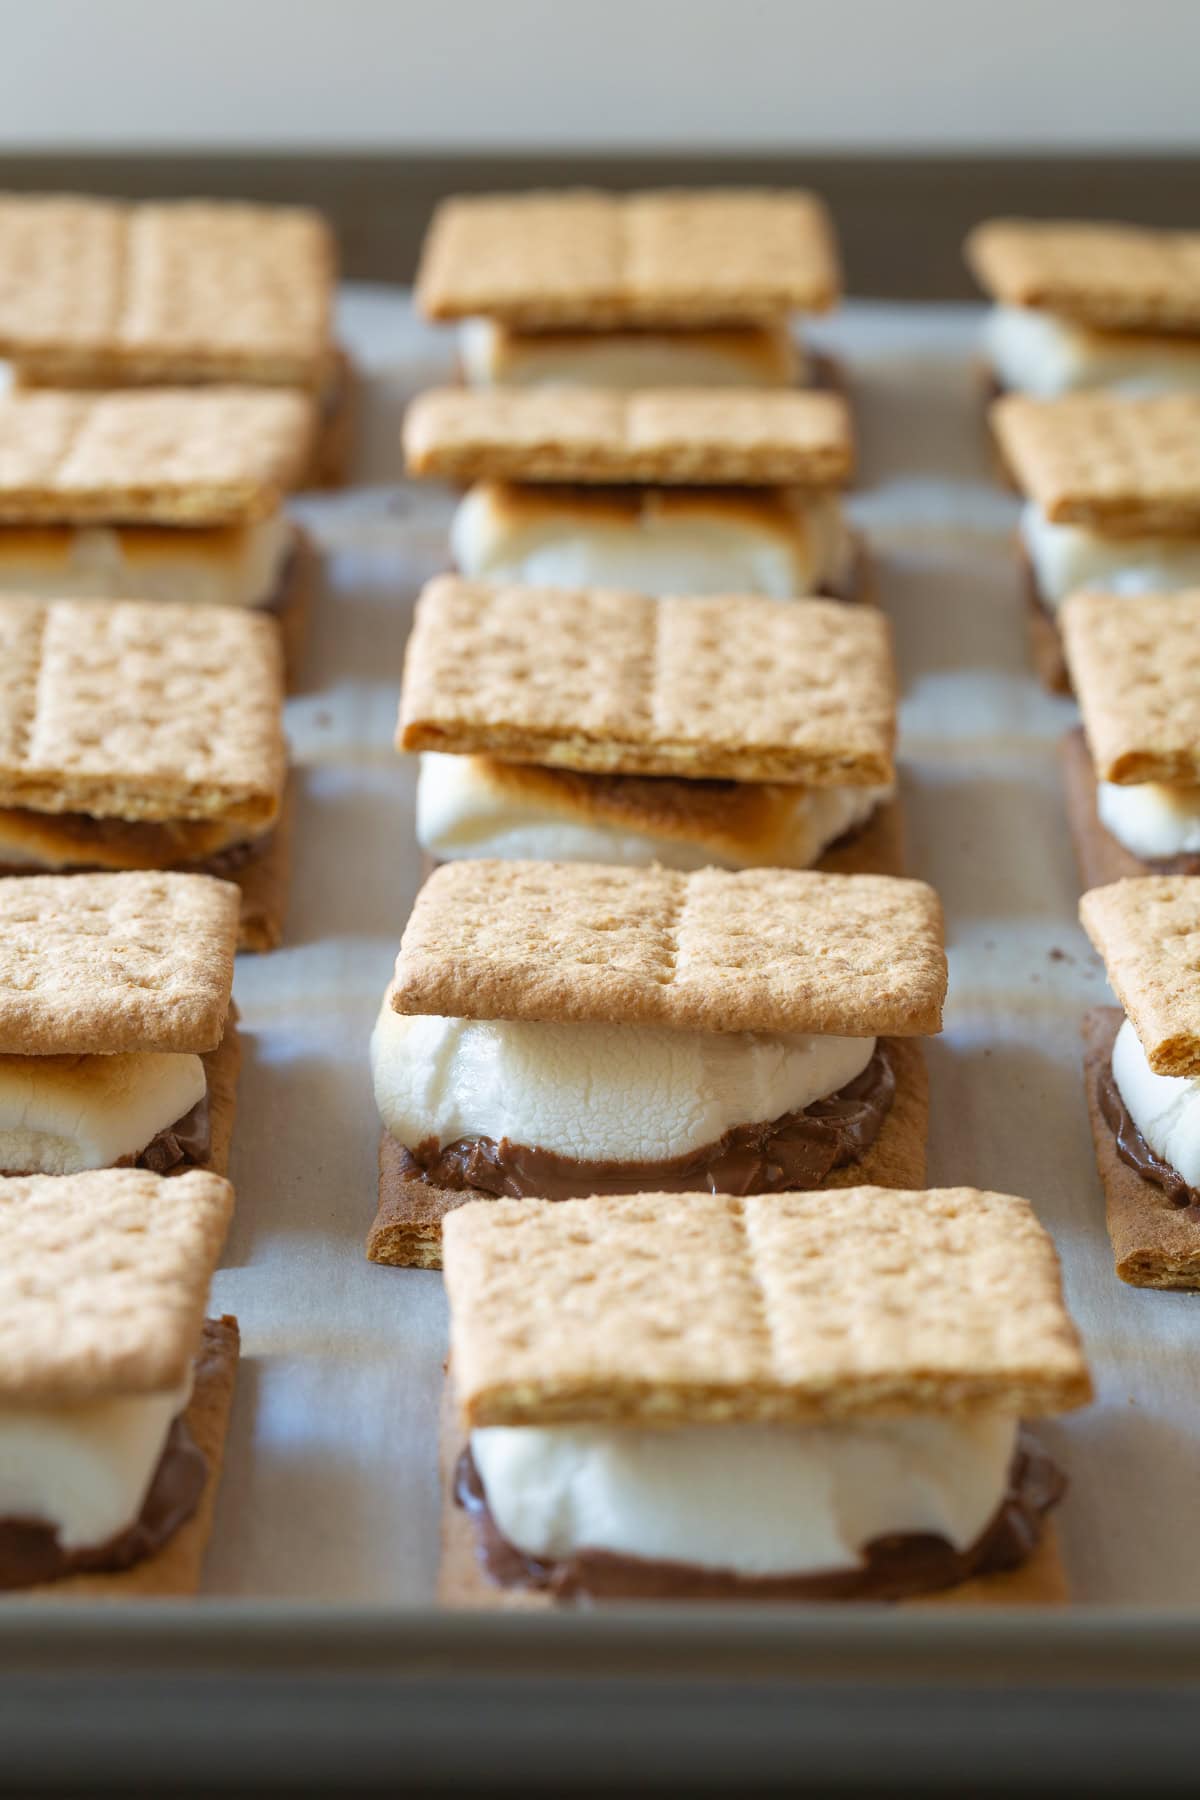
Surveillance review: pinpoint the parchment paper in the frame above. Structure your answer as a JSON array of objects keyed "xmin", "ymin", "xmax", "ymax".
[{"xmin": 203, "ymin": 289, "xmax": 1198, "ymax": 1607}]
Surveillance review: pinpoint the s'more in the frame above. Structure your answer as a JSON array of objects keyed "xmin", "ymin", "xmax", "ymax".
[
  {"xmin": 1081, "ymin": 876, "xmax": 1200, "ymax": 1287},
  {"xmin": 399, "ymin": 575, "xmax": 901, "ymax": 874},
  {"xmin": 0, "ymin": 1167, "xmax": 237, "ymax": 1596},
  {"xmin": 416, "ymin": 188, "xmax": 840, "ymax": 391},
  {"xmin": 403, "ymin": 386, "xmax": 861, "ymax": 601},
  {"xmin": 0, "ymin": 194, "xmax": 350, "ymax": 486},
  {"xmin": 0, "ymin": 595, "xmax": 290, "ymax": 951},
  {"xmin": 991, "ymin": 392, "xmax": 1200, "ymax": 690},
  {"xmin": 0, "ymin": 387, "xmax": 316, "ymax": 682},
  {"xmin": 967, "ymin": 218, "xmax": 1200, "ymax": 400},
  {"xmin": 369, "ymin": 861, "xmax": 946, "ymax": 1268},
  {"xmin": 0, "ymin": 871, "xmax": 240, "ymax": 1180},
  {"xmin": 439, "ymin": 1188, "xmax": 1091, "ymax": 1604}
]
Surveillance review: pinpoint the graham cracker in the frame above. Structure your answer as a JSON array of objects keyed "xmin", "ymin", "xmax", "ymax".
[
  {"xmin": 1059, "ymin": 727, "xmax": 1152, "ymax": 893},
  {"xmin": 0, "ymin": 389, "xmax": 314, "ymax": 527},
  {"xmin": 416, "ymin": 189, "xmax": 841, "ymax": 327},
  {"xmin": 399, "ymin": 578, "xmax": 895, "ymax": 786},
  {"xmin": 0, "ymin": 870, "xmax": 239, "ymax": 1055},
  {"xmin": 305, "ymin": 348, "xmax": 357, "ymax": 489},
  {"xmin": 965, "ymin": 219, "xmax": 1200, "ymax": 333},
  {"xmin": 368, "ymin": 1033, "xmax": 929, "ymax": 1270},
  {"xmin": 390, "ymin": 862, "xmax": 946, "ymax": 1037},
  {"xmin": 0, "ymin": 195, "xmax": 334, "ymax": 385},
  {"xmin": 991, "ymin": 393, "xmax": 1200, "ymax": 533},
  {"xmin": 442, "ymin": 1185, "xmax": 1089, "ymax": 1428},
  {"xmin": 0, "ymin": 1168, "xmax": 233, "ymax": 1404},
  {"xmin": 1062, "ymin": 588, "xmax": 1200, "ymax": 784},
  {"xmin": 436, "ymin": 1378, "xmax": 1068, "ymax": 1608},
  {"xmin": 0, "ymin": 595, "xmax": 285, "ymax": 824},
  {"xmin": 274, "ymin": 523, "xmax": 317, "ymax": 689},
  {"xmin": 1082, "ymin": 1004, "xmax": 1200, "ymax": 1289},
  {"xmin": 1080, "ymin": 875, "xmax": 1200, "ymax": 1075},
  {"xmin": 403, "ymin": 387, "xmax": 854, "ymax": 488},
  {"xmin": 19, "ymin": 1315, "xmax": 240, "ymax": 1601},
  {"xmin": 231, "ymin": 777, "xmax": 294, "ymax": 954},
  {"xmin": 202, "ymin": 1007, "xmax": 240, "ymax": 1180}
]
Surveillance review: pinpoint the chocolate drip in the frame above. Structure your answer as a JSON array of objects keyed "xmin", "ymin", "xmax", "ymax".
[
  {"xmin": 135, "ymin": 1094, "xmax": 212, "ymax": 1175},
  {"xmin": 0, "ymin": 1414, "xmax": 206, "ymax": 1590},
  {"xmin": 455, "ymin": 1434, "xmax": 1064, "ymax": 1603},
  {"xmin": 399, "ymin": 1044, "xmax": 894, "ymax": 1202},
  {"xmin": 1098, "ymin": 1064, "xmax": 1200, "ymax": 1212}
]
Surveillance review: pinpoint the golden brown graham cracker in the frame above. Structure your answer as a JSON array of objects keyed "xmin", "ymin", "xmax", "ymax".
[
  {"xmin": 390, "ymin": 862, "xmax": 946, "ymax": 1037},
  {"xmin": 1080, "ymin": 876, "xmax": 1200, "ymax": 1076},
  {"xmin": 443, "ymin": 1187, "xmax": 1088, "ymax": 1428},
  {"xmin": 1059, "ymin": 728, "xmax": 1155, "ymax": 894},
  {"xmin": 965, "ymin": 219, "xmax": 1200, "ymax": 333},
  {"xmin": 0, "ymin": 1168, "xmax": 233, "ymax": 1404},
  {"xmin": 436, "ymin": 1376, "xmax": 1069, "ymax": 1609},
  {"xmin": 416, "ymin": 189, "xmax": 841, "ymax": 328},
  {"xmin": 17, "ymin": 1316, "xmax": 240, "ymax": 1602},
  {"xmin": 399, "ymin": 578, "xmax": 895, "ymax": 786},
  {"xmin": 0, "ymin": 388, "xmax": 314, "ymax": 527},
  {"xmin": 1082, "ymin": 1005, "xmax": 1200, "ymax": 1289},
  {"xmin": 0, "ymin": 870, "xmax": 239, "ymax": 1055},
  {"xmin": 368, "ymin": 1032, "xmax": 929, "ymax": 1270},
  {"xmin": 231, "ymin": 777, "xmax": 294, "ymax": 954},
  {"xmin": 0, "ymin": 595, "xmax": 285, "ymax": 825},
  {"xmin": 1062, "ymin": 588, "xmax": 1200, "ymax": 784},
  {"xmin": 991, "ymin": 393, "xmax": 1200, "ymax": 534},
  {"xmin": 404, "ymin": 387, "xmax": 854, "ymax": 488},
  {"xmin": 202, "ymin": 1008, "xmax": 241, "ymax": 1181},
  {"xmin": 0, "ymin": 196, "xmax": 334, "ymax": 385}
]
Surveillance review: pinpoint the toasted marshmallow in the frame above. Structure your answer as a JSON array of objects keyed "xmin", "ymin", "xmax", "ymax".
[
  {"xmin": 416, "ymin": 752, "xmax": 888, "ymax": 871},
  {"xmin": 371, "ymin": 1003, "xmax": 874, "ymax": 1164},
  {"xmin": 472, "ymin": 1409, "xmax": 1017, "ymax": 1577},
  {"xmin": 0, "ymin": 1378, "xmax": 190, "ymax": 1548},
  {"xmin": 0, "ymin": 1050, "xmax": 206, "ymax": 1176},
  {"xmin": 1098, "ymin": 780, "xmax": 1200, "ymax": 860},
  {"xmin": 0, "ymin": 514, "xmax": 293, "ymax": 610},
  {"xmin": 450, "ymin": 481, "xmax": 853, "ymax": 600},
  {"xmin": 1112, "ymin": 1014, "xmax": 1200, "ymax": 1189},
  {"xmin": 986, "ymin": 304, "xmax": 1200, "ymax": 399},
  {"xmin": 0, "ymin": 807, "xmax": 260, "ymax": 873},
  {"xmin": 1020, "ymin": 503, "xmax": 1200, "ymax": 610},
  {"xmin": 459, "ymin": 317, "xmax": 803, "ymax": 390}
]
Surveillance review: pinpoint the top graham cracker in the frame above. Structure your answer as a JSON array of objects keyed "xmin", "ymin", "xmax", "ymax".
[
  {"xmin": 0, "ymin": 870, "xmax": 239, "ymax": 1056},
  {"xmin": 1061, "ymin": 588, "xmax": 1200, "ymax": 785},
  {"xmin": 1081, "ymin": 876, "xmax": 1200, "ymax": 1076},
  {"xmin": 990, "ymin": 393, "xmax": 1200, "ymax": 534},
  {"xmin": 442, "ymin": 1188, "xmax": 1092, "ymax": 1429},
  {"xmin": 966, "ymin": 218, "xmax": 1200, "ymax": 333},
  {"xmin": 0, "ymin": 1167, "xmax": 233, "ymax": 1405},
  {"xmin": 390, "ymin": 861, "xmax": 946, "ymax": 1036},
  {"xmin": 0, "ymin": 195, "xmax": 336, "ymax": 385},
  {"xmin": 398, "ymin": 576, "xmax": 896, "ymax": 786},
  {"xmin": 0, "ymin": 596, "xmax": 286, "ymax": 825},
  {"xmin": 415, "ymin": 188, "xmax": 841, "ymax": 327},
  {"xmin": 403, "ymin": 387, "xmax": 854, "ymax": 487},
  {"xmin": 0, "ymin": 388, "xmax": 314, "ymax": 526}
]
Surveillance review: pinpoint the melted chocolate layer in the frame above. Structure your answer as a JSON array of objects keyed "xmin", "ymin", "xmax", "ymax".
[
  {"xmin": 135, "ymin": 1094, "xmax": 212, "ymax": 1176},
  {"xmin": 456, "ymin": 1434, "xmax": 1064, "ymax": 1603},
  {"xmin": 1099, "ymin": 1064, "xmax": 1200, "ymax": 1211},
  {"xmin": 399, "ymin": 1044, "xmax": 894, "ymax": 1201},
  {"xmin": 0, "ymin": 1414, "xmax": 206, "ymax": 1590}
]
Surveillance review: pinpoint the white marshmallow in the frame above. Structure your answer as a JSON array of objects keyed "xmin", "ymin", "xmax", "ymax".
[
  {"xmin": 0, "ymin": 1051, "xmax": 206, "ymax": 1176},
  {"xmin": 471, "ymin": 1410, "xmax": 1018, "ymax": 1577},
  {"xmin": 1098, "ymin": 780, "xmax": 1200, "ymax": 860},
  {"xmin": 371, "ymin": 1004, "xmax": 875, "ymax": 1164},
  {"xmin": 1112, "ymin": 1014, "xmax": 1200, "ymax": 1190},
  {"xmin": 0, "ymin": 1379, "xmax": 189, "ymax": 1548},
  {"xmin": 1020, "ymin": 502, "xmax": 1200, "ymax": 610},
  {"xmin": 985, "ymin": 304, "xmax": 1200, "ymax": 399},
  {"xmin": 416, "ymin": 751, "xmax": 887, "ymax": 870},
  {"xmin": 0, "ymin": 514, "xmax": 293, "ymax": 610},
  {"xmin": 458, "ymin": 318, "xmax": 802, "ymax": 390},
  {"xmin": 450, "ymin": 484, "xmax": 851, "ymax": 600}
]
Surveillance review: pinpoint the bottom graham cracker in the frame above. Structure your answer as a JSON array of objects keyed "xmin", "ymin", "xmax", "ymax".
[
  {"xmin": 304, "ymin": 348, "xmax": 357, "ymax": 491},
  {"xmin": 231, "ymin": 779, "xmax": 295, "ymax": 954},
  {"xmin": 367, "ymin": 1036, "xmax": 930, "ymax": 1270},
  {"xmin": 13, "ymin": 1315, "xmax": 240, "ymax": 1602},
  {"xmin": 1082, "ymin": 1005, "xmax": 1200, "ymax": 1289},
  {"xmin": 436, "ymin": 1379, "xmax": 1067, "ymax": 1610},
  {"xmin": 202, "ymin": 1007, "xmax": 241, "ymax": 1179}
]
